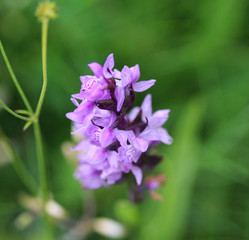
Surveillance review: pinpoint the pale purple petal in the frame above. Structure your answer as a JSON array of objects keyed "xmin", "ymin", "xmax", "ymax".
[
  {"xmin": 83, "ymin": 178, "xmax": 104, "ymax": 189},
  {"xmin": 157, "ymin": 128, "xmax": 173, "ymax": 144},
  {"xmin": 88, "ymin": 62, "xmax": 103, "ymax": 78},
  {"xmin": 114, "ymin": 129, "xmax": 129, "ymax": 146},
  {"xmin": 66, "ymin": 112, "xmax": 86, "ymax": 123},
  {"xmin": 87, "ymin": 86, "xmax": 103, "ymax": 101},
  {"xmin": 72, "ymin": 93, "xmax": 85, "ymax": 100},
  {"xmin": 128, "ymin": 106, "xmax": 140, "ymax": 122},
  {"xmin": 106, "ymin": 172, "xmax": 122, "ymax": 184},
  {"xmin": 74, "ymin": 101, "xmax": 94, "ymax": 114},
  {"xmin": 103, "ymin": 53, "xmax": 114, "ymax": 79},
  {"xmin": 99, "ymin": 128, "xmax": 115, "ymax": 148},
  {"xmin": 107, "ymin": 112, "xmax": 117, "ymax": 128},
  {"xmin": 107, "ymin": 151, "xmax": 119, "ymax": 170},
  {"xmin": 91, "ymin": 148, "xmax": 107, "ymax": 164},
  {"xmin": 131, "ymin": 166, "xmax": 143, "ymax": 185},
  {"xmin": 141, "ymin": 94, "xmax": 152, "ymax": 119},
  {"xmin": 140, "ymin": 128, "xmax": 173, "ymax": 144},
  {"xmin": 71, "ymin": 98, "xmax": 79, "ymax": 107},
  {"xmin": 121, "ymin": 65, "xmax": 132, "ymax": 87},
  {"xmin": 132, "ymin": 137, "xmax": 148, "ymax": 152},
  {"xmin": 132, "ymin": 79, "xmax": 156, "ymax": 92},
  {"xmin": 75, "ymin": 165, "xmax": 104, "ymax": 189},
  {"xmin": 148, "ymin": 110, "xmax": 170, "ymax": 128},
  {"xmin": 130, "ymin": 64, "xmax": 140, "ymax": 83},
  {"xmin": 80, "ymin": 75, "xmax": 90, "ymax": 88},
  {"xmin": 118, "ymin": 145, "xmax": 141, "ymax": 164},
  {"xmin": 115, "ymin": 86, "xmax": 125, "ymax": 112},
  {"xmin": 113, "ymin": 69, "xmax": 121, "ymax": 79}
]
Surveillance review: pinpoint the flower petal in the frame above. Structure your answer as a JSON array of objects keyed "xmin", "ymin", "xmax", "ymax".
[
  {"xmin": 74, "ymin": 101, "xmax": 94, "ymax": 114},
  {"xmin": 141, "ymin": 94, "xmax": 152, "ymax": 119},
  {"xmin": 103, "ymin": 53, "xmax": 114, "ymax": 79},
  {"xmin": 107, "ymin": 151, "xmax": 119, "ymax": 170},
  {"xmin": 130, "ymin": 64, "xmax": 140, "ymax": 83},
  {"xmin": 99, "ymin": 128, "xmax": 115, "ymax": 148},
  {"xmin": 121, "ymin": 65, "xmax": 132, "ymax": 87},
  {"xmin": 131, "ymin": 166, "xmax": 143, "ymax": 185},
  {"xmin": 72, "ymin": 93, "xmax": 85, "ymax": 100},
  {"xmin": 66, "ymin": 112, "xmax": 85, "ymax": 123},
  {"xmin": 75, "ymin": 164, "xmax": 104, "ymax": 189},
  {"xmin": 88, "ymin": 62, "xmax": 103, "ymax": 78},
  {"xmin": 115, "ymin": 86, "xmax": 125, "ymax": 112},
  {"xmin": 140, "ymin": 128, "xmax": 173, "ymax": 144},
  {"xmin": 132, "ymin": 137, "xmax": 148, "ymax": 152},
  {"xmin": 148, "ymin": 110, "xmax": 170, "ymax": 128},
  {"xmin": 114, "ymin": 129, "xmax": 129, "ymax": 146},
  {"xmin": 71, "ymin": 98, "xmax": 79, "ymax": 107},
  {"xmin": 128, "ymin": 106, "xmax": 140, "ymax": 122},
  {"xmin": 158, "ymin": 128, "xmax": 173, "ymax": 144},
  {"xmin": 132, "ymin": 79, "xmax": 156, "ymax": 92},
  {"xmin": 113, "ymin": 69, "xmax": 121, "ymax": 79}
]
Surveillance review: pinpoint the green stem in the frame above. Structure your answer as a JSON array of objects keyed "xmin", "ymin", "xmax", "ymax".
[
  {"xmin": 35, "ymin": 18, "xmax": 48, "ymax": 118},
  {"xmin": 0, "ymin": 99, "xmax": 32, "ymax": 121},
  {"xmin": 33, "ymin": 122, "xmax": 52, "ymax": 239},
  {"xmin": 0, "ymin": 128, "xmax": 37, "ymax": 194},
  {"xmin": 34, "ymin": 17, "xmax": 53, "ymax": 239},
  {"xmin": 0, "ymin": 41, "xmax": 33, "ymax": 114},
  {"xmin": 33, "ymin": 123, "xmax": 48, "ymax": 206}
]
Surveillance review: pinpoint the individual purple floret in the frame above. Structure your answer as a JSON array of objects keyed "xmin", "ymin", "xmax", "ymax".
[{"xmin": 66, "ymin": 54, "xmax": 172, "ymax": 195}]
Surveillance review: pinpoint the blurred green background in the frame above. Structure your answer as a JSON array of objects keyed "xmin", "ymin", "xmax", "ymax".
[{"xmin": 0, "ymin": 0, "xmax": 249, "ymax": 239}]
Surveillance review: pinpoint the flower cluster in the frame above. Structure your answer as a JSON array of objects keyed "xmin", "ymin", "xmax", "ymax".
[{"xmin": 66, "ymin": 54, "xmax": 172, "ymax": 193}]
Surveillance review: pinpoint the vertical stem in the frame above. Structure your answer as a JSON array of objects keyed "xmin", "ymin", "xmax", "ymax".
[
  {"xmin": 33, "ymin": 122, "xmax": 52, "ymax": 239},
  {"xmin": 34, "ymin": 16, "xmax": 52, "ymax": 239},
  {"xmin": 35, "ymin": 18, "xmax": 48, "ymax": 118},
  {"xmin": 33, "ymin": 123, "xmax": 48, "ymax": 206}
]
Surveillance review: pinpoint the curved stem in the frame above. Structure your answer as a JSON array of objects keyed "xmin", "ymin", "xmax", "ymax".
[
  {"xmin": 0, "ymin": 41, "xmax": 33, "ymax": 114},
  {"xmin": 0, "ymin": 99, "xmax": 32, "ymax": 121},
  {"xmin": 35, "ymin": 18, "xmax": 48, "ymax": 118}
]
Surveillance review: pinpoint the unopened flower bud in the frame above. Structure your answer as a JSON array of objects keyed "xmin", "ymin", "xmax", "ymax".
[{"xmin": 35, "ymin": 2, "xmax": 58, "ymax": 21}]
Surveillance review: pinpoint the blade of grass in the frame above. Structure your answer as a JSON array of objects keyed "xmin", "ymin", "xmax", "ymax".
[{"xmin": 139, "ymin": 97, "xmax": 204, "ymax": 240}]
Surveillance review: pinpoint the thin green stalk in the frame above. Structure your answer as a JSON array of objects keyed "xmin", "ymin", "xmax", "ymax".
[
  {"xmin": 0, "ymin": 99, "xmax": 32, "ymax": 122},
  {"xmin": 35, "ymin": 18, "xmax": 48, "ymax": 118},
  {"xmin": 33, "ymin": 123, "xmax": 48, "ymax": 206},
  {"xmin": 0, "ymin": 41, "xmax": 33, "ymax": 114},
  {"xmin": 33, "ymin": 122, "xmax": 52, "ymax": 239},
  {"xmin": 33, "ymin": 15, "xmax": 53, "ymax": 239},
  {"xmin": 0, "ymin": 128, "xmax": 37, "ymax": 194}
]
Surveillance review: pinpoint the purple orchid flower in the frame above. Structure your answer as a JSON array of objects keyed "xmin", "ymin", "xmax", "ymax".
[
  {"xmin": 66, "ymin": 54, "xmax": 172, "ymax": 199},
  {"xmin": 115, "ymin": 64, "xmax": 156, "ymax": 112}
]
